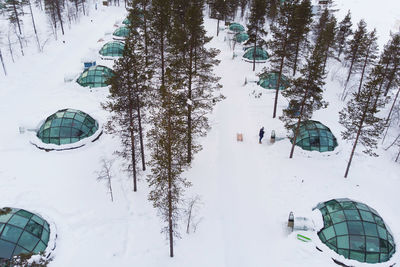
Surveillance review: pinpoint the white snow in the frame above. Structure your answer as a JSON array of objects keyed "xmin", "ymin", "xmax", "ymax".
[{"xmin": 0, "ymin": 1, "xmax": 399, "ymax": 267}]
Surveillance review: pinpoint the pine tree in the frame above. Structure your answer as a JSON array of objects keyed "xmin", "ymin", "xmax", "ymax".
[
  {"xmin": 147, "ymin": 67, "xmax": 191, "ymax": 258},
  {"xmin": 44, "ymin": 0, "xmax": 65, "ymax": 35},
  {"xmin": 287, "ymin": 0, "xmax": 313, "ymax": 76},
  {"xmin": 266, "ymin": 0, "xmax": 280, "ymax": 22},
  {"xmin": 245, "ymin": 0, "xmax": 268, "ymax": 71},
  {"xmin": 343, "ymin": 19, "xmax": 368, "ymax": 89},
  {"xmin": 339, "ymin": 66, "xmax": 386, "ymax": 178},
  {"xmin": 319, "ymin": 14, "xmax": 337, "ymax": 73},
  {"xmin": 356, "ymin": 29, "xmax": 379, "ymax": 98},
  {"xmin": 4, "ymin": 0, "xmax": 26, "ymax": 35},
  {"xmin": 102, "ymin": 23, "xmax": 152, "ymax": 191},
  {"xmin": 280, "ymin": 39, "xmax": 328, "ymax": 158},
  {"xmin": 213, "ymin": 0, "xmax": 227, "ymax": 36},
  {"xmin": 312, "ymin": 8, "xmax": 330, "ymax": 43},
  {"xmin": 335, "ymin": 10, "xmax": 352, "ymax": 58},
  {"xmin": 269, "ymin": 0, "xmax": 296, "ymax": 118},
  {"xmin": 381, "ymin": 33, "xmax": 400, "ymax": 96},
  {"xmin": 169, "ymin": 0, "xmax": 223, "ymax": 163},
  {"xmin": 149, "ymin": 0, "xmax": 172, "ymax": 91}
]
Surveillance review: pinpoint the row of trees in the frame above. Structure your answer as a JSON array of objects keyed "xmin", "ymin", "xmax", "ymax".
[
  {"xmin": 232, "ymin": 0, "xmax": 400, "ymax": 176},
  {"xmin": 103, "ymin": 0, "xmax": 223, "ymax": 257}
]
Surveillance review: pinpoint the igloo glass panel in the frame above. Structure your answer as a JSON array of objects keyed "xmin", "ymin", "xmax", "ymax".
[
  {"xmin": 0, "ymin": 208, "xmax": 50, "ymax": 260},
  {"xmin": 36, "ymin": 109, "xmax": 99, "ymax": 146},
  {"xmin": 316, "ymin": 199, "xmax": 396, "ymax": 263},
  {"xmin": 293, "ymin": 120, "xmax": 338, "ymax": 152}
]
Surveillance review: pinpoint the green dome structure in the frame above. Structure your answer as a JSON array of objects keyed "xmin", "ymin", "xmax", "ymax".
[
  {"xmin": 37, "ymin": 108, "xmax": 100, "ymax": 146},
  {"xmin": 258, "ymin": 72, "xmax": 289, "ymax": 90},
  {"xmin": 315, "ymin": 198, "xmax": 396, "ymax": 263},
  {"xmin": 99, "ymin": 41, "xmax": 125, "ymax": 58},
  {"xmin": 0, "ymin": 208, "xmax": 50, "ymax": 261},
  {"xmin": 77, "ymin": 65, "xmax": 113, "ymax": 88},
  {"xmin": 229, "ymin": 22, "xmax": 245, "ymax": 33},
  {"xmin": 113, "ymin": 26, "xmax": 130, "ymax": 39},
  {"xmin": 292, "ymin": 120, "xmax": 338, "ymax": 152},
  {"xmin": 234, "ymin": 32, "xmax": 249, "ymax": 43},
  {"xmin": 122, "ymin": 18, "xmax": 131, "ymax": 26},
  {"xmin": 243, "ymin": 47, "xmax": 269, "ymax": 62}
]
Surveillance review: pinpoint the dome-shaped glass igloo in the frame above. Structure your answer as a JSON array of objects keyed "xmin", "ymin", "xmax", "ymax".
[
  {"xmin": 292, "ymin": 120, "xmax": 338, "ymax": 152},
  {"xmin": 37, "ymin": 108, "xmax": 99, "ymax": 146},
  {"xmin": 76, "ymin": 65, "xmax": 113, "ymax": 88},
  {"xmin": 0, "ymin": 208, "xmax": 50, "ymax": 261},
  {"xmin": 113, "ymin": 26, "xmax": 130, "ymax": 39},
  {"xmin": 229, "ymin": 22, "xmax": 245, "ymax": 33},
  {"xmin": 243, "ymin": 47, "xmax": 269, "ymax": 62},
  {"xmin": 315, "ymin": 198, "xmax": 395, "ymax": 263},
  {"xmin": 122, "ymin": 18, "xmax": 131, "ymax": 25},
  {"xmin": 258, "ymin": 72, "xmax": 289, "ymax": 90},
  {"xmin": 99, "ymin": 41, "xmax": 125, "ymax": 58},
  {"xmin": 234, "ymin": 32, "xmax": 249, "ymax": 43}
]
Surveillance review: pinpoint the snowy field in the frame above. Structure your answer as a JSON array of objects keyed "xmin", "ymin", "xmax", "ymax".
[{"xmin": 0, "ymin": 1, "xmax": 399, "ymax": 266}]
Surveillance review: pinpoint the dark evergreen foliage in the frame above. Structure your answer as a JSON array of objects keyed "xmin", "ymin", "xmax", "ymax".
[
  {"xmin": 335, "ymin": 10, "xmax": 352, "ymax": 58},
  {"xmin": 339, "ymin": 66, "xmax": 386, "ymax": 177},
  {"xmin": 280, "ymin": 39, "xmax": 328, "ymax": 158}
]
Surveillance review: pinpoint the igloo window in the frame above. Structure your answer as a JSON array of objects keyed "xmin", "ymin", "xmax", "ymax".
[
  {"xmin": 316, "ymin": 199, "xmax": 396, "ymax": 263},
  {"xmin": 0, "ymin": 208, "xmax": 50, "ymax": 261},
  {"xmin": 292, "ymin": 120, "xmax": 338, "ymax": 152},
  {"xmin": 76, "ymin": 65, "xmax": 114, "ymax": 88}
]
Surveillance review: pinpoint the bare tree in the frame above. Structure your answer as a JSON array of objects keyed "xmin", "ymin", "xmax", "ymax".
[
  {"xmin": 0, "ymin": 48, "xmax": 7, "ymax": 75},
  {"xmin": 96, "ymin": 158, "xmax": 115, "ymax": 202},
  {"xmin": 185, "ymin": 195, "xmax": 203, "ymax": 234}
]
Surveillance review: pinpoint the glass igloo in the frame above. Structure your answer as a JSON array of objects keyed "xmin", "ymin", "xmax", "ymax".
[
  {"xmin": 234, "ymin": 32, "xmax": 249, "ymax": 43},
  {"xmin": 37, "ymin": 108, "xmax": 99, "ymax": 146},
  {"xmin": 122, "ymin": 18, "xmax": 131, "ymax": 26},
  {"xmin": 0, "ymin": 208, "xmax": 50, "ymax": 261},
  {"xmin": 243, "ymin": 47, "xmax": 269, "ymax": 62},
  {"xmin": 113, "ymin": 26, "xmax": 130, "ymax": 39},
  {"xmin": 315, "ymin": 198, "xmax": 396, "ymax": 263},
  {"xmin": 292, "ymin": 120, "xmax": 338, "ymax": 152},
  {"xmin": 76, "ymin": 65, "xmax": 113, "ymax": 88},
  {"xmin": 99, "ymin": 41, "xmax": 125, "ymax": 58},
  {"xmin": 229, "ymin": 22, "xmax": 245, "ymax": 33},
  {"xmin": 258, "ymin": 72, "xmax": 289, "ymax": 90}
]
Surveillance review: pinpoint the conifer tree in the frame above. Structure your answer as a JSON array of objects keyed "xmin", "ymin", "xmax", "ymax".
[
  {"xmin": 312, "ymin": 8, "xmax": 330, "ymax": 43},
  {"xmin": 269, "ymin": 0, "xmax": 296, "ymax": 118},
  {"xmin": 280, "ymin": 39, "xmax": 328, "ymax": 158},
  {"xmin": 147, "ymin": 67, "xmax": 191, "ymax": 258},
  {"xmin": 287, "ymin": 0, "xmax": 312, "ymax": 76},
  {"xmin": 213, "ymin": 0, "xmax": 227, "ymax": 36},
  {"xmin": 102, "ymin": 22, "xmax": 152, "ymax": 191},
  {"xmin": 266, "ymin": 0, "xmax": 280, "ymax": 22},
  {"xmin": 381, "ymin": 33, "xmax": 400, "ymax": 96},
  {"xmin": 335, "ymin": 10, "xmax": 352, "ymax": 58},
  {"xmin": 149, "ymin": 0, "xmax": 172, "ymax": 91},
  {"xmin": 343, "ymin": 19, "xmax": 368, "ymax": 89},
  {"xmin": 339, "ymin": 66, "xmax": 386, "ymax": 178},
  {"xmin": 319, "ymin": 14, "xmax": 337, "ymax": 73},
  {"xmin": 44, "ymin": 0, "xmax": 65, "ymax": 35},
  {"xmin": 169, "ymin": 0, "xmax": 223, "ymax": 163},
  {"xmin": 245, "ymin": 0, "xmax": 268, "ymax": 71},
  {"xmin": 4, "ymin": 0, "xmax": 26, "ymax": 35},
  {"xmin": 356, "ymin": 29, "xmax": 379, "ymax": 98}
]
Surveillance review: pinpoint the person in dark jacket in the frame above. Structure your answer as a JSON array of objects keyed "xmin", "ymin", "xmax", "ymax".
[{"xmin": 259, "ymin": 127, "xmax": 265, "ymax": 144}]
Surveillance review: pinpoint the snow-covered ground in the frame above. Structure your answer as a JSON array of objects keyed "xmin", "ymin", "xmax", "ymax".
[{"xmin": 0, "ymin": 1, "xmax": 399, "ymax": 267}]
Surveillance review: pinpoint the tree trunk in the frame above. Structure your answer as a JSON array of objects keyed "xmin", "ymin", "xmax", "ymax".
[
  {"xmin": 292, "ymin": 39, "xmax": 300, "ymax": 76},
  {"xmin": 396, "ymin": 146, "xmax": 400, "ymax": 162},
  {"xmin": 357, "ymin": 45, "xmax": 370, "ymax": 98},
  {"xmin": 344, "ymin": 94, "xmax": 370, "ymax": 178},
  {"xmin": 81, "ymin": 0, "xmax": 85, "ymax": 15},
  {"xmin": 345, "ymin": 51, "xmax": 357, "ymax": 86},
  {"xmin": 143, "ymin": 2, "xmax": 148, "ymax": 65},
  {"xmin": 167, "ymin": 113, "xmax": 174, "ymax": 258},
  {"xmin": 136, "ymin": 95, "xmax": 146, "ymax": 171},
  {"xmin": 289, "ymin": 85, "xmax": 310, "ymax": 158},
  {"xmin": 160, "ymin": 32, "xmax": 165, "ymax": 92},
  {"xmin": 7, "ymin": 34, "xmax": 15, "ymax": 63},
  {"xmin": 55, "ymin": 0, "xmax": 65, "ymax": 35},
  {"xmin": 384, "ymin": 63, "xmax": 398, "ymax": 96},
  {"xmin": 382, "ymin": 87, "xmax": 400, "ymax": 143},
  {"xmin": 12, "ymin": 1, "xmax": 22, "ymax": 35},
  {"xmin": 217, "ymin": 19, "xmax": 220, "ymax": 36},
  {"xmin": 0, "ymin": 49, "xmax": 7, "ymax": 76},
  {"xmin": 273, "ymin": 50, "xmax": 286, "ymax": 119},
  {"xmin": 128, "ymin": 90, "xmax": 137, "ymax": 192},
  {"xmin": 187, "ymin": 45, "xmax": 193, "ymax": 164},
  {"xmin": 28, "ymin": 0, "xmax": 41, "ymax": 52},
  {"xmin": 252, "ymin": 28, "xmax": 257, "ymax": 72}
]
